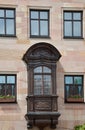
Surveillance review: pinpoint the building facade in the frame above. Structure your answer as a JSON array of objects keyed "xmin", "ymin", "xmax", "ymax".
[{"xmin": 0, "ymin": 0, "xmax": 85, "ymax": 130}]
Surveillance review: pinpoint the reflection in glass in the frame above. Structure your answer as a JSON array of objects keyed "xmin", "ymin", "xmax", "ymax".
[
  {"xmin": 7, "ymin": 76, "xmax": 15, "ymax": 84},
  {"xmin": 34, "ymin": 66, "xmax": 42, "ymax": 73},
  {"xmin": 0, "ymin": 10, "xmax": 4, "ymax": 17},
  {"xmin": 64, "ymin": 12, "xmax": 72, "ymax": 20},
  {"xmin": 73, "ymin": 22, "xmax": 81, "ymax": 36},
  {"xmin": 0, "ymin": 76, "xmax": 5, "ymax": 83},
  {"xmin": 40, "ymin": 21, "xmax": 48, "ymax": 36},
  {"xmin": 0, "ymin": 19, "xmax": 5, "ymax": 34},
  {"xmin": 6, "ymin": 10, "xmax": 14, "ymax": 18},
  {"xmin": 6, "ymin": 19, "xmax": 14, "ymax": 34},
  {"xmin": 34, "ymin": 75, "xmax": 42, "ymax": 95},
  {"xmin": 31, "ymin": 20, "xmax": 39, "ymax": 36},
  {"xmin": 74, "ymin": 76, "xmax": 82, "ymax": 84},
  {"xmin": 43, "ymin": 67, "xmax": 51, "ymax": 73},
  {"xmin": 73, "ymin": 13, "xmax": 81, "ymax": 20},
  {"xmin": 31, "ymin": 11, "xmax": 38, "ymax": 19},
  {"xmin": 64, "ymin": 21, "xmax": 72, "ymax": 36},
  {"xmin": 44, "ymin": 75, "xmax": 51, "ymax": 95},
  {"xmin": 65, "ymin": 76, "xmax": 73, "ymax": 84},
  {"xmin": 40, "ymin": 12, "xmax": 48, "ymax": 19}
]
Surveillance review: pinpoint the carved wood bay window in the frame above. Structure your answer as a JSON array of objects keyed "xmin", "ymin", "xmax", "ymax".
[{"xmin": 23, "ymin": 42, "xmax": 61, "ymax": 129}]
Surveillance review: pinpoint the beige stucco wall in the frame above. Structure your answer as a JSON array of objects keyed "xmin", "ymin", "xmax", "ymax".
[{"xmin": 0, "ymin": 0, "xmax": 85, "ymax": 130}]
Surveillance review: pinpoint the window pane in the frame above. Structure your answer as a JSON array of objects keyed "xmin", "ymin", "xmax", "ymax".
[
  {"xmin": 7, "ymin": 76, "xmax": 15, "ymax": 84},
  {"xmin": 40, "ymin": 11, "xmax": 48, "ymax": 19},
  {"xmin": 64, "ymin": 21, "xmax": 72, "ymax": 36},
  {"xmin": 74, "ymin": 76, "xmax": 82, "ymax": 84},
  {"xmin": 73, "ymin": 13, "xmax": 81, "ymax": 20},
  {"xmin": 0, "ymin": 19, "xmax": 5, "ymax": 34},
  {"xmin": 31, "ymin": 11, "xmax": 38, "ymax": 19},
  {"xmin": 31, "ymin": 20, "xmax": 39, "ymax": 36},
  {"xmin": 6, "ymin": 85, "xmax": 15, "ymax": 96},
  {"xmin": 64, "ymin": 12, "xmax": 72, "ymax": 20},
  {"xmin": 0, "ymin": 76, "xmax": 5, "ymax": 83},
  {"xmin": 43, "ymin": 67, "xmax": 51, "ymax": 73},
  {"xmin": 0, "ymin": 10, "xmax": 4, "ymax": 17},
  {"xmin": 40, "ymin": 21, "xmax": 48, "ymax": 36},
  {"xmin": 34, "ymin": 75, "xmax": 42, "ymax": 95},
  {"xmin": 34, "ymin": 66, "xmax": 42, "ymax": 73},
  {"xmin": 6, "ymin": 19, "xmax": 14, "ymax": 34},
  {"xmin": 43, "ymin": 75, "xmax": 51, "ymax": 95},
  {"xmin": 6, "ymin": 10, "xmax": 14, "ymax": 18},
  {"xmin": 0, "ymin": 85, "xmax": 5, "ymax": 95},
  {"xmin": 65, "ymin": 76, "xmax": 73, "ymax": 84},
  {"xmin": 73, "ymin": 22, "xmax": 81, "ymax": 36}
]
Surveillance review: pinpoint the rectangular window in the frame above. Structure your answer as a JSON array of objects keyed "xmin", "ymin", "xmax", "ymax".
[
  {"xmin": 64, "ymin": 75, "xmax": 84, "ymax": 103},
  {"xmin": 0, "ymin": 8, "xmax": 16, "ymax": 37},
  {"xmin": 30, "ymin": 10, "xmax": 49, "ymax": 38},
  {"xmin": 63, "ymin": 11, "xmax": 83, "ymax": 39},
  {"xmin": 0, "ymin": 74, "xmax": 16, "ymax": 103}
]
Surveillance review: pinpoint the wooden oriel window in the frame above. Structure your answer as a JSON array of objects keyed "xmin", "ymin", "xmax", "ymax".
[
  {"xmin": 63, "ymin": 11, "xmax": 83, "ymax": 39},
  {"xmin": 0, "ymin": 8, "xmax": 16, "ymax": 36},
  {"xmin": 65, "ymin": 75, "xmax": 84, "ymax": 103},
  {"xmin": 0, "ymin": 74, "xmax": 16, "ymax": 103}
]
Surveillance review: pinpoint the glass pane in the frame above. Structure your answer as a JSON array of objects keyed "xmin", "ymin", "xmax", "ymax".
[
  {"xmin": 7, "ymin": 76, "xmax": 15, "ymax": 84},
  {"xmin": 43, "ymin": 67, "xmax": 51, "ymax": 73},
  {"xmin": 40, "ymin": 21, "xmax": 48, "ymax": 36},
  {"xmin": 0, "ymin": 10, "xmax": 4, "ymax": 17},
  {"xmin": 6, "ymin": 85, "xmax": 15, "ymax": 96},
  {"xmin": 73, "ymin": 22, "xmax": 81, "ymax": 36},
  {"xmin": 40, "ymin": 11, "xmax": 48, "ymax": 19},
  {"xmin": 43, "ymin": 75, "xmax": 51, "ymax": 95},
  {"xmin": 73, "ymin": 13, "xmax": 81, "ymax": 20},
  {"xmin": 0, "ymin": 76, "xmax": 5, "ymax": 83},
  {"xmin": 34, "ymin": 66, "xmax": 42, "ymax": 73},
  {"xmin": 66, "ymin": 85, "xmax": 70, "ymax": 98},
  {"xmin": 65, "ymin": 76, "xmax": 73, "ymax": 84},
  {"xmin": 0, "ymin": 19, "xmax": 5, "ymax": 34},
  {"xmin": 6, "ymin": 19, "xmax": 14, "ymax": 35},
  {"xmin": 74, "ymin": 76, "xmax": 82, "ymax": 84},
  {"xmin": 34, "ymin": 75, "xmax": 42, "ymax": 95},
  {"xmin": 31, "ymin": 11, "xmax": 38, "ymax": 19},
  {"xmin": 6, "ymin": 10, "xmax": 14, "ymax": 18},
  {"xmin": 0, "ymin": 84, "xmax": 5, "ymax": 96},
  {"xmin": 64, "ymin": 12, "xmax": 72, "ymax": 20},
  {"xmin": 31, "ymin": 20, "xmax": 39, "ymax": 36},
  {"xmin": 64, "ymin": 21, "xmax": 72, "ymax": 37}
]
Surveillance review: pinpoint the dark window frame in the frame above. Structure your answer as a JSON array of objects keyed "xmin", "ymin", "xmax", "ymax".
[
  {"xmin": 63, "ymin": 11, "xmax": 83, "ymax": 39},
  {"xmin": 30, "ymin": 9, "xmax": 50, "ymax": 38},
  {"xmin": 64, "ymin": 75, "xmax": 84, "ymax": 103},
  {"xmin": 0, "ymin": 8, "xmax": 16, "ymax": 37},
  {"xmin": 0, "ymin": 74, "xmax": 17, "ymax": 103}
]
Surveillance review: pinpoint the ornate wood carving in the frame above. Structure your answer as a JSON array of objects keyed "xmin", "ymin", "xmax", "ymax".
[{"xmin": 23, "ymin": 42, "xmax": 61, "ymax": 129}]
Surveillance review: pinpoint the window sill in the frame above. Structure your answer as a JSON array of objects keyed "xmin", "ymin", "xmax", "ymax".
[
  {"xmin": 0, "ymin": 35, "xmax": 17, "ymax": 38},
  {"xmin": 30, "ymin": 36, "xmax": 51, "ymax": 39},
  {"xmin": 63, "ymin": 36, "xmax": 84, "ymax": 40}
]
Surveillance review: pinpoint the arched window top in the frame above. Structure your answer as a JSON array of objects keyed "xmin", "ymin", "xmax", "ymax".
[
  {"xmin": 34, "ymin": 66, "xmax": 51, "ymax": 73},
  {"xmin": 23, "ymin": 42, "xmax": 61, "ymax": 64}
]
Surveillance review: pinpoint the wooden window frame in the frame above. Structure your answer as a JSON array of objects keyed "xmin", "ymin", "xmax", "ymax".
[
  {"xmin": 64, "ymin": 75, "xmax": 84, "ymax": 103},
  {"xmin": 0, "ymin": 74, "xmax": 17, "ymax": 103},
  {"xmin": 30, "ymin": 9, "xmax": 50, "ymax": 38},
  {"xmin": 33, "ymin": 66, "xmax": 52, "ymax": 95},
  {"xmin": 63, "ymin": 11, "xmax": 83, "ymax": 39},
  {"xmin": 0, "ymin": 8, "xmax": 16, "ymax": 37}
]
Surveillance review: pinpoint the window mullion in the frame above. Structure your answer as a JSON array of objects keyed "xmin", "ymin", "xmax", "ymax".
[{"xmin": 4, "ymin": 10, "xmax": 6, "ymax": 35}]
